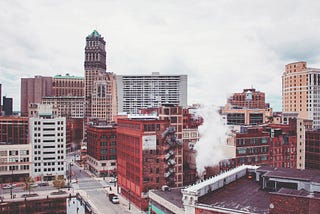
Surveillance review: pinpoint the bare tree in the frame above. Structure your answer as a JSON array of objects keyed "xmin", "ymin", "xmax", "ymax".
[{"xmin": 25, "ymin": 176, "xmax": 35, "ymax": 195}]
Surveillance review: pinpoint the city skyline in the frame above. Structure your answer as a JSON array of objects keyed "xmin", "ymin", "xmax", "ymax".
[{"xmin": 2, "ymin": 1, "xmax": 320, "ymax": 111}]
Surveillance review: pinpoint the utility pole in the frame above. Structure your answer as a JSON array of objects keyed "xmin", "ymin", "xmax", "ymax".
[
  {"xmin": 10, "ymin": 168, "xmax": 13, "ymax": 199},
  {"xmin": 68, "ymin": 162, "xmax": 72, "ymax": 191}
]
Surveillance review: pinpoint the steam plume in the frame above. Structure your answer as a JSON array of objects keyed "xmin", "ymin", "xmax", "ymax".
[{"xmin": 195, "ymin": 105, "xmax": 229, "ymax": 175}]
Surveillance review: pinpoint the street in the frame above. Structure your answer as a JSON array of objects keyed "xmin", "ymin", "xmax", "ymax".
[{"xmin": 68, "ymin": 153, "xmax": 142, "ymax": 214}]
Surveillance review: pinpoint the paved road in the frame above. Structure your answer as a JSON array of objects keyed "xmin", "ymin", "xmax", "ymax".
[{"xmin": 66, "ymin": 153, "xmax": 142, "ymax": 214}]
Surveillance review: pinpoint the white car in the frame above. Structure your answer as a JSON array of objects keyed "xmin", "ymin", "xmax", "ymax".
[
  {"xmin": 2, "ymin": 184, "xmax": 16, "ymax": 189},
  {"xmin": 30, "ymin": 183, "xmax": 38, "ymax": 187}
]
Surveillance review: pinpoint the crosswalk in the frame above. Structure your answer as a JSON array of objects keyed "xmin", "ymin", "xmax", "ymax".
[{"xmin": 78, "ymin": 179, "xmax": 103, "ymax": 190}]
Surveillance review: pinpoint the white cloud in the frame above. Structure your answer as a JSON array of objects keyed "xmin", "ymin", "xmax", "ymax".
[{"xmin": 1, "ymin": 0, "xmax": 320, "ymax": 111}]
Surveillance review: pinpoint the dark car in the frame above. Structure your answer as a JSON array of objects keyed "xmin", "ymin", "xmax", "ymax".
[{"xmin": 38, "ymin": 182, "xmax": 49, "ymax": 186}]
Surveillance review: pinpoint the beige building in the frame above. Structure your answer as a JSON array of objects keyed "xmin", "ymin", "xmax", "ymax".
[
  {"xmin": 282, "ymin": 61, "xmax": 320, "ymax": 128},
  {"xmin": 84, "ymin": 30, "xmax": 117, "ymax": 123}
]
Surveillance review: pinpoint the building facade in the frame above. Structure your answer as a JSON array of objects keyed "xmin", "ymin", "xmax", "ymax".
[
  {"xmin": 53, "ymin": 74, "xmax": 84, "ymax": 97},
  {"xmin": 29, "ymin": 104, "xmax": 66, "ymax": 181},
  {"xmin": 0, "ymin": 116, "xmax": 30, "ymax": 182},
  {"xmin": 228, "ymin": 88, "xmax": 268, "ymax": 109},
  {"xmin": 20, "ymin": 76, "xmax": 53, "ymax": 116},
  {"xmin": 42, "ymin": 96, "xmax": 85, "ymax": 118},
  {"xmin": 282, "ymin": 61, "xmax": 320, "ymax": 128},
  {"xmin": 86, "ymin": 123, "xmax": 117, "ymax": 177},
  {"xmin": 116, "ymin": 73, "xmax": 187, "ymax": 114},
  {"xmin": 84, "ymin": 30, "xmax": 117, "ymax": 123},
  {"xmin": 220, "ymin": 120, "xmax": 297, "ymax": 172},
  {"xmin": 2, "ymin": 96, "xmax": 13, "ymax": 116},
  {"xmin": 117, "ymin": 117, "xmax": 170, "ymax": 210},
  {"xmin": 305, "ymin": 129, "xmax": 320, "ymax": 170}
]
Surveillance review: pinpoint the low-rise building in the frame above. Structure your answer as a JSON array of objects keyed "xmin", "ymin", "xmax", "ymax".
[
  {"xmin": 86, "ymin": 122, "xmax": 117, "ymax": 177},
  {"xmin": 149, "ymin": 165, "xmax": 320, "ymax": 213}
]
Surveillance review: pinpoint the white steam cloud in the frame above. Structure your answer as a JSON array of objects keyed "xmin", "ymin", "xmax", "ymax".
[{"xmin": 195, "ymin": 105, "xmax": 229, "ymax": 175}]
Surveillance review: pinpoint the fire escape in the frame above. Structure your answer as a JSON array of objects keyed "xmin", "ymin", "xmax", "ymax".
[{"xmin": 162, "ymin": 127, "xmax": 182, "ymax": 187}]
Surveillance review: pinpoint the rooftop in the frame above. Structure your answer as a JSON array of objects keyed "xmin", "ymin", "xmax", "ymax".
[
  {"xmin": 54, "ymin": 74, "xmax": 84, "ymax": 79},
  {"xmin": 258, "ymin": 166, "xmax": 320, "ymax": 183},
  {"xmin": 150, "ymin": 187, "xmax": 184, "ymax": 208},
  {"xmin": 87, "ymin": 30, "xmax": 101, "ymax": 38},
  {"xmin": 273, "ymin": 188, "xmax": 320, "ymax": 199},
  {"xmin": 198, "ymin": 177, "xmax": 270, "ymax": 213}
]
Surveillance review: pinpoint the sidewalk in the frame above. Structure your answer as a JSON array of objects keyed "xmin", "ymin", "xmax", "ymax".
[
  {"xmin": 76, "ymin": 163, "xmax": 145, "ymax": 213},
  {"xmin": 100, "ymin": 179, "xmax": 145, "ymax": 214}
]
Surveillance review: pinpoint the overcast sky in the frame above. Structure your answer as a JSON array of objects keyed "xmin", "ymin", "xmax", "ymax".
[{"xmin": 1, "ymin": 0, "xmax": 320, "ymax": 111}]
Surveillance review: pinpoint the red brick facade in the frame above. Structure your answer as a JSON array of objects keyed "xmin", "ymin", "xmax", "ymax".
[
  {"xmin": 270, "ymin": 193, "xmax": 320, "ymax": 214},
  {"xmin": 117, "ymin": 118, "xmax": 169, "ymax": 210}
]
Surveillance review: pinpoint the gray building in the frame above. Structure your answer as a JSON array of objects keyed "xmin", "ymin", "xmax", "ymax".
[{"xmin": 116, "ymin": 72, "xmax": 187, "ymax": 114}]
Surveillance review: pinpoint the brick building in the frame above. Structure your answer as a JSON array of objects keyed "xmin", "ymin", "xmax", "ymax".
[
  {"xmin": 228, "ymin": 88, "xmax": 268, "ymax": 109},
  {"xmin": 305, "ymin": 129, "xmax": 320, "ymax": 170},
  {"xmin": 86, "ymin": 123, "xmax": 117, "ymax": 177},
  {"xmin": 149, "ymin": 165, "xmax": 320, "ymax": 214},
  {"xmin": 20, "ymin": 76, "xmax": 53, "ymax": 116},
  {"xmin": 53, "ymin": 74, "xmax": 84, "ymax": 97},
  {"xmin": 117, "ymin": 116, "xmax": 170, "ymax": 210},
  {"xmin": 220, "ymin": 119, "xmax": 297, "ymax": 171},
  {"xmin": 0, "ymin": 116, "xmax": 30, "ymax": 182},
  {"xmin": 182, "ymin": 107, "xmax": 203, "ymax": 129}
]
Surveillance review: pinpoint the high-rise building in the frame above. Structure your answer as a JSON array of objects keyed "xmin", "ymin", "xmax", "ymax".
[
  {"xmin": 29, "ymin": 104, "xmax": 66, "ymax": 181},
  {"xmin": 117, "ymin": 116, "xmax": 170, "ymax": 210},
  {"xmin": 84, "ymin": 30, "xmax": 117, "ymax": 122},
  {"xmin": 116, "ymin": 73, "xmax": 187, "ymax": 114},
  {"xmin": 282, "ymin": 61, "xmax": 320, "ymax": 128},
  {"xmin": 0, "ymin": 116, "xmax": 30, "ymax": 182},
  {"xmin": 20, "ymin": 76, "xmax": 53, "ymax": 116},
  {"xmin": 2, "ymin": 96, "xmax": 13, "ymax": 116}
]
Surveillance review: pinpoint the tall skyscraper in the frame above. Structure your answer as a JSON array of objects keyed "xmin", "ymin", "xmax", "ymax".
[
  {"xmin": 20, "ymin": 76, "xmax": 53, "ymax": 116},
  {"xmin": 2, "ymin": 96, "xmax": 13, "ymax": 116},
  {"xmin": 282, "ymin": 61, "xmax": 320, "ymax": 128},
  {"xmin": 84, "ymin": 30, "xmax": 116, "ymax": 122},
  {"xmin": 116, "ymin": 73, "xmax": 188, "ymax": 114}
]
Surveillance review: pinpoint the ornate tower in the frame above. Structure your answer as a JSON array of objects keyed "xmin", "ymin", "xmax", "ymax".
[
  {"xmin": 84, "ymin": 30, "xmax": 107, "ymax": 118},
  {"xmin": 84, "ymin": 30, "xmax": 117, "ymax": 123}
]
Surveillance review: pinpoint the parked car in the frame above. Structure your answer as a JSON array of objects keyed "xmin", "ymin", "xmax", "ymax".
[
  {"xmin": 38, "ymin": 182, "xmax": 49, "ymax": 186},
  {"xmin": 108, "ymin": 193, "xmax": 119, "ymax": 204},
  {"xmin": 2, "ymin": 184, "xmax": 16, "ymax": 189},
  {"xmin": 109, "ymin": 177, "xmax": 117, "ymax": 183},
  {"xmin": 30, "ymin": 183, "xmax": 38, "ymax": 188}
]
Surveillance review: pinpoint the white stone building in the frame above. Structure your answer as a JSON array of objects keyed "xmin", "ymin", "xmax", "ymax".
[{"xmin": 29, "ymin": 104, "xmax": 66, "ymax": 181}]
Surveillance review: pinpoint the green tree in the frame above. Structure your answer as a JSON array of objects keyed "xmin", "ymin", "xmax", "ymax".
[
  {"xmin": 25, "ymin": 176, "xmax": 35, "ymax": 195},
  {"xmin": 53, "ymin": 175, "xmax": 65, "ymax": 192}
]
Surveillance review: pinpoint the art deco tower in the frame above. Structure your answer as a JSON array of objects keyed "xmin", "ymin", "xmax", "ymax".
[{"xmin": 84, "ymin": 30, "xmax": 116, "ymax": 122}]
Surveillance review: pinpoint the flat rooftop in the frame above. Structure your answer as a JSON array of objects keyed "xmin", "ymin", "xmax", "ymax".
[
  {"xmin": 258, "ymin": 166, "xmax": 320, "ymax": 183},
  {"xmin": 151, "ymin": 187, "xmax": 184, "ymax": 208},
  {"xmin": 198, "ymin": 177, "xmax": 270, "ymax": 214}
]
